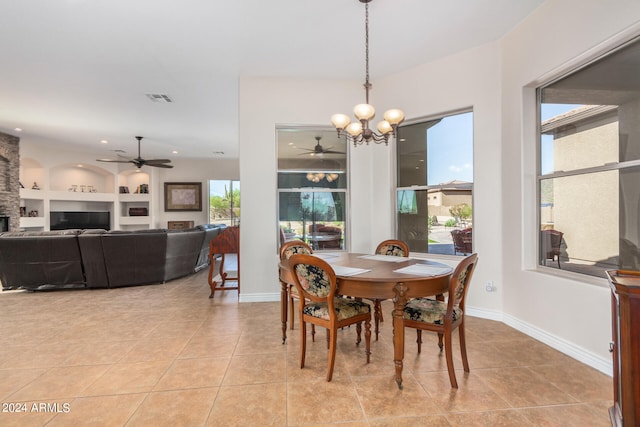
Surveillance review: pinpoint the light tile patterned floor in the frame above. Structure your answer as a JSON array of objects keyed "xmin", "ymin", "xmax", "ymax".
[{"xmin": 0, "ymin": 269, "xmax": 612, "ymax": 426}]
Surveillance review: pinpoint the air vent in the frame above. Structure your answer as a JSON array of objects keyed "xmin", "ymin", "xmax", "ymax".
[
  {"xmin": 145, "ymin": 93, "xmax": 174, "ymax": 103},
  {"xmin": 212, "ymin": 151, "xmax": 225, "ymax": 155}
]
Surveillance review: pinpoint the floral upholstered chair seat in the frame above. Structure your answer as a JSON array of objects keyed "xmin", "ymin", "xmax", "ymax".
[
  {"xmin": 304, "ymin": 298, "xmax": 371, "ymax": 321},
  {"xmin": 402, "ymin": 298, "xmax": 462, "ymax": 324}
]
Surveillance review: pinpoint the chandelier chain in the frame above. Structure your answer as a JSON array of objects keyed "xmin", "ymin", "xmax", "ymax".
[{"xmin": 364, "ymin": 2, "xmax": 370, "ymax": 103}]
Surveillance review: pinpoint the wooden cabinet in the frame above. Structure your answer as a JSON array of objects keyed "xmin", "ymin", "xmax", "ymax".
[
  {"xmin": 167, "ymin": 220, "xmax": 194, "ymax": 229},
  {"xmin": 606, "ymin": 269, "xmax": 640, "ymax": 426}
]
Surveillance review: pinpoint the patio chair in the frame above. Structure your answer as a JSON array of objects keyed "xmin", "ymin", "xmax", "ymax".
[
  {"xmin": 451, "ymin": 228, "xmax": 472, "ymax": 255},
  {"xmin": 541, "ymin": 229, "xmax": 563, "ymax": 268}
]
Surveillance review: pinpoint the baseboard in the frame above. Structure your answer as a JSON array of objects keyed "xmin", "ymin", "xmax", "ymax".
[
  {"xmin": 465, "ymin": 307, "xmax": 612, "ymax": 377},
  {"xmin": 239, "ymin": 292, "xmax": 280, "ymax": 303}
]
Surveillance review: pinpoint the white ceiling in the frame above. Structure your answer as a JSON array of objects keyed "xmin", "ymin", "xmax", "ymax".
[{"xmin": 0, "ymin": 0, "xmax": 544, "ymax": 160}]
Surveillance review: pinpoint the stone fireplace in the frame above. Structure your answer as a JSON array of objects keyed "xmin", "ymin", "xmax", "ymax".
[{"xmin": 0, "ymin": 132, "xmax": 20, "ymax": 232}]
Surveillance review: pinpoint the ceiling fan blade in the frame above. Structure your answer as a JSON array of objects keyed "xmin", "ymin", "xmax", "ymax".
[
  {"xmin": 96, "ymin": 158, "xmax": 134, "ymax": 163},
  {"xmin": 323, "ymin": 150, "xmax": 345, "ymax": 154},
  {"xmin": 144, "ymin": 159, "xmax": 172, "ymax": 164},
  {"xmin": 147, "ymin": 163, "xmax": 174, "ymax": 168}
]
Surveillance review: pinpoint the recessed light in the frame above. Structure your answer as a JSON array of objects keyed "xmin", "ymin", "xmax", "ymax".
[
  {"xmin": 77, "ymin": 164, "xmax": 83, "ymax": 168},
  {"xmin": 172, "ymin": 150, "xmax": 178, "ymax": 154},
  {"xmin": 100, "ymin": 140, "xmax": 108, "ymax": 144},
  {"xmin": 14, "ymin": 127, "xmax": 22, "ymax": 132}
]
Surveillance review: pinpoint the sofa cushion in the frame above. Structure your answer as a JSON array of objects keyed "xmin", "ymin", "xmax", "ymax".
[
  {"xmin": 0, "ymin": 230, "xmax": 86, "ymax": 290},
  {"xmin": 100, "ymin": 230, "xmax": 168, "ymax": 287}
]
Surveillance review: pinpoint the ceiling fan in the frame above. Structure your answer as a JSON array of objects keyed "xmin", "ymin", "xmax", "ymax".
[
  {"xmin": 96, "ymin": 136, "xmax": 173, "ymax": 168},
  {"xmin": 297, "ymin": 136, "xmax": 345, "ymax": 156}
]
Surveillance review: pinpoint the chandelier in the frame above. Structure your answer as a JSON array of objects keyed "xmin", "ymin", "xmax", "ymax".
[
  {"xmin": 306, "ymin": 172, "xmax": 340, "ymax": 183},
  {"xmin": 331, "ymin": 0, "xmax": 404, "ymax": 146}
]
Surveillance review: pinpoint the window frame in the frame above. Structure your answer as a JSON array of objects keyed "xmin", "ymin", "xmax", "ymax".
[
  {"xmin": 534, "ymin": 34, "xmax": 640, "ymax": 279},
  {"xmin": 276, "ymin": 127, "xmax": 349, "ymax": 252},
  {"xmin": 395, "ymin": 108, "xmax": 474, "ymax": 256}
]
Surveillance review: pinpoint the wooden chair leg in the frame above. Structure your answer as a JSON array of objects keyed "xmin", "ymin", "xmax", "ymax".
[
  {"xmin": 364, "ymin": 320, "xmax": 371, "ymax": 363},
  {"xmin": 326, "ymin": 328, "xmax": 338, "ymax": 381},
  {"xmin": 444, "ymin": 332, "xmax": 458, "ymax": 388},
  {"xmin": 356, "ymin": 322, "xmax": 362, "ymax": 345},
  {"xmin": 416, "ymin": 329, "xmax": 422, "ymax": 354},
  {"xmin": 373, "ymin": 300, "xmax": 382, "ymax": 340},
  {"xmin": 459, "ymin": 320, "xmax": 470, "ymax": 372},
  {"xmin": 437, "ymin": 332, "xmax": 444, "ymax": 351},
  {"xmin": 300, "ymin": 320, "xmax": 307, "ymax": 369},
  {"xmin": 289, "ymin": 286, "xmax": 295, "ymax": 330}
]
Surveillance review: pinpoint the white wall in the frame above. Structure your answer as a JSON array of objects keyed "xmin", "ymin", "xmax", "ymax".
[
  {"xmin": 500, "ymin": 0, "xmax": 640, "ymax": 373},
  {"xmin": 238, "ymin": 77, "xmax": 371, "ymax": 301},
  {"xmin": 376, "ymin": 42, "xmax": 504, "ymax": 316}
]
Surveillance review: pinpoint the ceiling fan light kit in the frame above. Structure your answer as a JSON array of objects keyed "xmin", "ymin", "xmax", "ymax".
[
  {"xmin": 96, "ymin": 136, "xmax": 173, "ymax": 168},
  {"xmin": 331, "ymin": 0, "xmax": 404, "ymax": 147}
]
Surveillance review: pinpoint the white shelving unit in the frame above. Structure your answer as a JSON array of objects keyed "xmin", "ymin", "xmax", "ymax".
[{"xmin": 18, "ymin": 160, "xmax": 156, "ymax": 231}]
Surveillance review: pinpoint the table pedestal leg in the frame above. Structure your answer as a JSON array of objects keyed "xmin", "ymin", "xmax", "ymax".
[
  {"xmin": 392, "ymin": 282, "xmax": 408, "ymax": 390},
  {"xmin": 280, "ymin": 275, "xmax": 288, "ymax": 344}
]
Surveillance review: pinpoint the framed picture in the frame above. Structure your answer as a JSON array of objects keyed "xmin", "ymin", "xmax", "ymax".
[{"xmin": 164, "ymin": 182, "xmax": 202, "ymax": 211}]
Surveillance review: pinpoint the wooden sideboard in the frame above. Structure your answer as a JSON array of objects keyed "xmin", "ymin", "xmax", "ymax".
[{"xmin": 606, "ymin": 269, "xmax": 640, "ymax": 426}]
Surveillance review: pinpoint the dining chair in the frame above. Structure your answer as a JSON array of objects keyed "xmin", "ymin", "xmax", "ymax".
[
  {"xmin": 288, "ymin": 253, "xmax": 371, "ymax": 381},
  {"xmin": 279, "ymin": 240, "xmax": 314, "ymax": 331},
  {"xmin": 371, "ymin": 239, "xmax": 410, "ymax": 340},
  {"xmin": 400, "ymin": 253, "xmax": 478, "ymax": 388}
]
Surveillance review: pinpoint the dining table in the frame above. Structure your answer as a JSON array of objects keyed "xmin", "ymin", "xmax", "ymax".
[{"xmin": 278, "ymin": 251, "xmax": 453, "ymax": 389}]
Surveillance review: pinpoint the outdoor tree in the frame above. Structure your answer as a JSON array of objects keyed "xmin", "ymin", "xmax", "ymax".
[{"xmin": 449, "ymin": 203, "xmax": 472, "ymax": 225}]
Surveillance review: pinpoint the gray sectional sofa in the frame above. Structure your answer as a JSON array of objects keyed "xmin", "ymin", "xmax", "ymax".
[{"xmin": 0, "ymin": 224, "xmax": 226, "ymax": 291}]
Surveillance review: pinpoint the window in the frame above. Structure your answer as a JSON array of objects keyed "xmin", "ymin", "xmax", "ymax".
[
  {"xmin": 537, "ymin": 37, "xmax": 640, "ymax": 277},
  {"xmin": 277, "ymin": 128, "xmax": 348, "ymax": 250},
  {"xmin": 209, "ymin": 180, "xmax": 240, "ymax": 226},
  {"xmin": 396, "ymin": 110, "xmax": 474, "ymax": 255}
]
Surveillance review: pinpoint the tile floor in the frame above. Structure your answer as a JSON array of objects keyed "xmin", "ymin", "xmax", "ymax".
[{"xmin": 0, "ymin": 268, "xmax": 613, "ymax": 426}]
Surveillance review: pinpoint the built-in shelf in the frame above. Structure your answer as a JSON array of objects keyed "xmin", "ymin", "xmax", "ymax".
[
  {"xmin": 19, "ymin": 217, "xmax": 46, "ymax": 228},
  {"xmin": 119, "ymin": 216, "xmax": 151, "ymax": 225},
  {"xmin": 19, "ymin": 161, "xmax": 156, "ymax": 231}
]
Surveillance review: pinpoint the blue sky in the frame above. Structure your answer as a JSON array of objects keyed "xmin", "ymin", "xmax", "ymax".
[
  {"xmin": 209, "ymin": 180, "xmax": 239, "ymax": 197},
  {"xmin": 427, "ymin": 111, "xmax": 474, "ymax": 184}
]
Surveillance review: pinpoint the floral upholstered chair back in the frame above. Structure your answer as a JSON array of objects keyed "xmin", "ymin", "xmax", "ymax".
[
  {"xmin": 448, "ymin": 253, "xmax": 478, "ymax": 310},
  {"xmin": 375, "ymin": 239, "xmax": 410, "ymax": 257},
  {"xmin": 280, "ymin": 240, "xmax": 313, "ymax": 260},
  {"xmin": 288, "ymin": 254, "xmax": 337, "ymax": 302}
]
